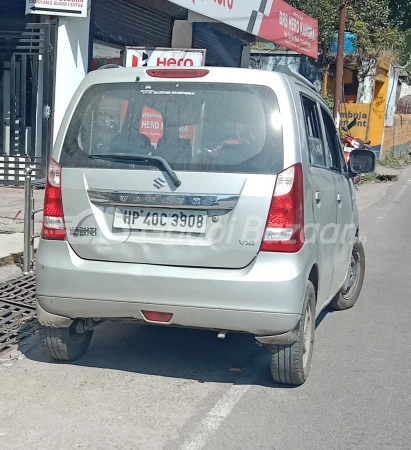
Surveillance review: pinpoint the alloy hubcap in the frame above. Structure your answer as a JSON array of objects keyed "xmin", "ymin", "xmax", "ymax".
[{"xmin": 342, "ymin": 249, "xmax": 361, "ymax": 298}]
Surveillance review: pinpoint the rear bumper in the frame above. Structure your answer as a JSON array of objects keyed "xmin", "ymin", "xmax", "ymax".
[
  {"xmin": 36, "ymin": 239, "xmax": 310, "ymax": 338},
  {"xmin": 36, "ymin": 297, "xmax": 300, "ymax": 342}
]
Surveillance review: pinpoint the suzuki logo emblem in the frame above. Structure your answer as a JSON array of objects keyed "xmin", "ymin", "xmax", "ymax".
[{"xmin": 153, "ymin": 177, "xmax": 167, "ymax": 189}]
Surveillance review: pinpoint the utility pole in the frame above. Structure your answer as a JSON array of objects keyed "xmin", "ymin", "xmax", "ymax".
[{"xmin": 333, "ymin": 0, "xmax": 347, "ymax": 126}]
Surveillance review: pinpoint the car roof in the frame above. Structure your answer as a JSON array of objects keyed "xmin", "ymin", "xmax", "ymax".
[
  {"xmin": 81, "ymin": 65, "xmax": 326, "ymax": 106},
  {"xmin": 80, "ymin": 66, "xmax": 291, "ymax": 90}
]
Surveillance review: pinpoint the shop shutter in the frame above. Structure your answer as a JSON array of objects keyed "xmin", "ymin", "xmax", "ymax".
[
  {"xmin": 192, "ymin": 23, "xmax": 243, "ymax": 68},
  {"xmin": 1, "ymin": 0, "xmax": 26, "ymax": 17},
  {"xmin": 91, "ymin": 0, "xmax": 174, "ymax": 48}
]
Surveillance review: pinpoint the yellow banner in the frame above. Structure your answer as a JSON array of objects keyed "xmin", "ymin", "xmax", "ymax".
[{"xmin": 340, "ymin": 104, "xmax": 371, "ymax": 142}]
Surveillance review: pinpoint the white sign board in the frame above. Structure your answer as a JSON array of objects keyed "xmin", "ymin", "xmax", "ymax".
[
  {"xmin": 26, "ymin": 0, "xmax": 88, "ymax": 17},
  {"xmin": 124, "ymin": 48, "xmax": 206, "ymax": 68},
  {"xmin": 168, "ymin": 0, "xmax": 266, "ymax": 34},
  {"xmin": 167, "ymin": 0, "xmax": 319, "ymax": 60}
]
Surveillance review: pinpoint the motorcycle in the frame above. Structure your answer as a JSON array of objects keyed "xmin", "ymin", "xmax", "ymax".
[{"xmin": 341, "ymin": 118, "xmax": 372, "ymax": 187}]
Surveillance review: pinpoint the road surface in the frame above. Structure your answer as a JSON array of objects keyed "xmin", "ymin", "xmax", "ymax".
[{"xmin": 1, "ymin": 170, "xmax": 410, "ymax": 450}]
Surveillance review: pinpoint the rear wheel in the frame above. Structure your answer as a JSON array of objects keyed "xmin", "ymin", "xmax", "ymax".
[
  {"xmin": 40, "ymin": 322, "xmax": 93, "ymax": 361},
  {"xmin": 329, "ymin": 238, "xmax": 365, "ymax": 311},
  {"xmin": 269, "ymin": 281, "xmax": 316, "ymax": 386}
]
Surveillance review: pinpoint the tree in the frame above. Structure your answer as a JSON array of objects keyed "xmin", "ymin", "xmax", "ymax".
[
  {"xmin": 346, "ymin": 0, "xmax": 406, "ymax": 60},
  {"xmin": 389, "ymin": 0, "xmax": 411, "ymax": 31},
  {"xmin": 287, "ymin": 0, "xmax": 338, "ymax": 59},
  {"xmin": 288, "ymin": 0, "xmax": 406, "ymax": 62},
  {"xmin": 288, "ymin": 0, "xmax": 408, "ymax": 102}
]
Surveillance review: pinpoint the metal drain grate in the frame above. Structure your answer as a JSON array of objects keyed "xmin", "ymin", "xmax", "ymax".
[
  {"xmin": 0, "ymin": 275, "xmax": 38, "ymax": 354},
  {"xmin": 0, "ymin": 274, "xmax": 36, "ymax": 306}
]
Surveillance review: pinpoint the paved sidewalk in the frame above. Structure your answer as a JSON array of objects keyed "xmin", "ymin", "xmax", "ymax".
[
  {"xmin": 0, "ymin": 264, "xmax": 23, "ymax": 283},
  {"xmin": 0, "ymin": 233, "xmax": 39, "ymax": 266},
  {"xmin": 0, "ymin": 186, "xmax": 43, "ymax": 265},
  {"xmin": 0, "ymin": 186, "xmax": 44, "ymax": 234}
]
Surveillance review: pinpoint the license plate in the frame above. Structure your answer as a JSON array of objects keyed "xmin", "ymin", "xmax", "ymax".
[{"xmin": 113, "ymin": 207, "xmax": 207, "ymax": 233}]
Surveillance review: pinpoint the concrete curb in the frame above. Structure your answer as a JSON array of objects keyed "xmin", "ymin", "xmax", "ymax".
[
  {"xmin": 0, "ymin": 251, "xmax": 24, "ymax": 268},
  {"xmin": 375, "ymin": 165, "xmax": 406, "ymax": 176},
  {"xmin": 0, "ymin": 233, "xmax": 39, "ymax": 268},
  {"xmin": 0, "ymin": 249, "xmax": 37, "ymax": 268}
]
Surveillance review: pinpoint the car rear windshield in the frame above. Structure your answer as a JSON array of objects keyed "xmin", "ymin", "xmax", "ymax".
[{"xmin": 60, "ymin": 82, "xmax": 284, "ymax": 174}]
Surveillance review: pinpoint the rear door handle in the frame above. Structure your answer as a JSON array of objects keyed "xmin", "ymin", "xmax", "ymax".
[
  {"xmin": 337, "ymin": 194, "xmax": 342, "ymax": 204},
  {"xmin": 315, "ymin": 191, "xmax": 321, "ymax": 203}
]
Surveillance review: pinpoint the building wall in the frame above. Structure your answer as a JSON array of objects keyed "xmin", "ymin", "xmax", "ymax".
[
  {"xmin": 399, "ymin": 83, "xmax": 411, "ymax": 100},
  {"xmin": 385, "ymin": 65, "xmax": 398, "ymax": 128},
  {"xmin": 368, "ymin": 59, "xmax": 390, "ymax": 157},
  {"xmin": 381, "ymin": 114, "xmax": 411, "ymax": 159},
  {"xmin": 53, "ymin": 15, "xmax": 91, "ymax": 143}
]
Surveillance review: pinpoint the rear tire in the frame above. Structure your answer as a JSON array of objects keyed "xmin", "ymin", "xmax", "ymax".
[
  {"xmin": 40, "ymin": 323, "xmax": 93, "ymax": 361},
  {"xmin": 329, "ymin": 238, "xmax": 365, "ymax": 311},
  {"xmin": 269, "ymin": 281, "xmax": 316, "ymax": 386}
]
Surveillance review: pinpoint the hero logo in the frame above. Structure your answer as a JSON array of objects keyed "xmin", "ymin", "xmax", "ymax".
[
  {"xmin": 192, "ymin": 0, "xmax": 234, "ymax": 9},
  {"xmin": 131, "ymin": 54, "xmax": 196, "ymax": 67},
  {"xmin": 156, "ymin": 57, "xmax": 195, "ymax": 67}
]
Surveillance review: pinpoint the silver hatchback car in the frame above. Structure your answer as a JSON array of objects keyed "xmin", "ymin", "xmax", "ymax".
[{"xmin": 36, "ymin": 66, "xmax": 375, "ymax": 385}]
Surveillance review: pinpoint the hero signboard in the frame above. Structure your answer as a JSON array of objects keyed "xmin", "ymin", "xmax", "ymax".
[
  {"xmin": 26, "ymin": 0, "xmax": 88, "ymax": 17},
  {"xmin": 124, "ymin": 48, "xmax": 206, "ymax": 68},
  {"xmin": 168, "ymin": 0, "xmax": 318, "ymax": 59},
  {"xmin": 259, "ymin": 1, "xmax": 318, "ymax": 58}
]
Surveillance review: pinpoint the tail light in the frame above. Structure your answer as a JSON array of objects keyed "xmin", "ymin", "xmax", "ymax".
[
  {"xmin": 141, "ymin": 311, "xmax": 173, "ymax": 323},
  {"xmin": 261, "ymin": 163, "xmax": 304, "ymax": 253},
  {"xmin": 41, "ymin": 159, "xmax": 66, "ymax": 240},
  {"xmin": 146, "ymin": 69, "xmax": 209, "ymax": 78}
]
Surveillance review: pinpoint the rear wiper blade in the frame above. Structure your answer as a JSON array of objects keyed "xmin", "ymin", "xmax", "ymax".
[{"xmin": 90, "ymin": 153, "xmax": 182, "ymax": 187}]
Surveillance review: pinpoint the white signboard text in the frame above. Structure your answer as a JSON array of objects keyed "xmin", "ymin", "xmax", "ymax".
[
  {"xmin": 26, "ymin": 0, "xmax": 88, "ymax": 17},
  {"xmin": 124, "ymin": 48, "xmax": 206, "ymax": 68}
]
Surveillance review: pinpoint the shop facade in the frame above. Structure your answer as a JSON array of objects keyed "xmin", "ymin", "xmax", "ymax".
[
  {"xmin": 89, "ymin": 0, "xmax": 252, "ymax": 70},
  {"xmin": 0, "ymin": 0, "xmax": 317, "ymax": 185}
]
